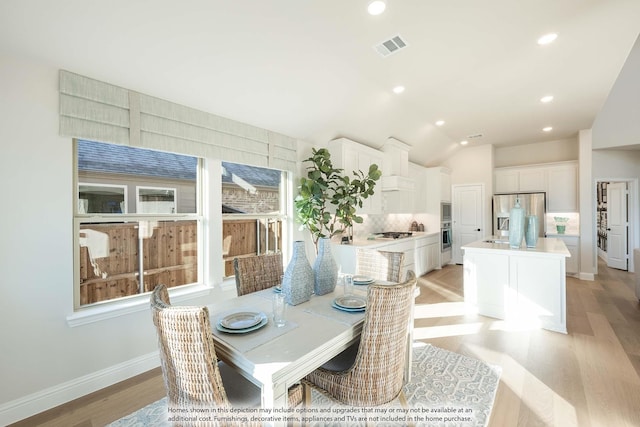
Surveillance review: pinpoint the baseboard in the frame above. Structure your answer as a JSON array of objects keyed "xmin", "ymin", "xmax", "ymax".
[
  {"xmin": 578, "ymin": 272, "xmax": 595, "ymax": 281},
  {"xmin": 0, "ymin": 351, "xmax": 160, "ymax": 426}
]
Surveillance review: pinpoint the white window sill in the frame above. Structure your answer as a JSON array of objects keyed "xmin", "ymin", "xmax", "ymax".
[{"xmin": 66, "ymin": 284, "xmax": 214, "ymax": 327}]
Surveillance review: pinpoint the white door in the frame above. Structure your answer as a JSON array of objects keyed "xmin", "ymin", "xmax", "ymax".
[
  {"xmin": 453, "ymin": 184, "xmax": 484, "ymax": 264},
  {"xmin": 607, "ymin": 182, "xmax": 628, "ymax": 270}
]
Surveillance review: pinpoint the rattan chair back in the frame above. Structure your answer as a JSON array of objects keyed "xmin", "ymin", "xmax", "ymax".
[
  {"xmin": 234, "ymin": 252, "xmax": 283, "ymax": 296},
  {"xmin": 303, "ymin": 274, "xmax": 417, "ymax": 406},
  {"xmin": 356, "ymin": 249, "xmax": 405, "ymax": 282},
  {"xmin": 150, "ymin": 285, "xmax": 230, "ymax": 411}
]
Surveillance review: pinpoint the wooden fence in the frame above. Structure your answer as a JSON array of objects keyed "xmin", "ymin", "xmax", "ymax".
[
  {"xmin": 79, "ymin": 218, "xmax": 281, "ymax": 305},
  {"xmin": 79, "ymin": 221, "xmax": 197, "ymax": 305}
]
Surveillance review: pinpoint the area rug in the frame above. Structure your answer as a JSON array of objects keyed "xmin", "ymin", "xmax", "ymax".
[{"xmin": 109, "ymin": 343, "xmax": 501, "ymax": 427}]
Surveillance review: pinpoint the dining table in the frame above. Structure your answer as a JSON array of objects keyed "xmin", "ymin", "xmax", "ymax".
[
  {"xmin": 208, "ymin": 286, "xmax": 367, "ymax": 411},
  {"xmin": 207, "ymin": 278, "xmax": 418, "ymax": 425}
]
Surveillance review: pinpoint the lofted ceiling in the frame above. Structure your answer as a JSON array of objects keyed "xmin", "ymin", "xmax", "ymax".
[{"xmin": 1, "ymin": 0, "xmax": 639, "ymax": 166}]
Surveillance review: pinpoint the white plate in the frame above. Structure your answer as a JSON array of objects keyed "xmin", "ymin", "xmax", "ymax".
[
  {"xmin": 274, "ymin": 285, "xmax": 282, "ymax": 293},
  {"xmin": 219, "ymin": 311, "xmax": 264, "ymax": 330},
  {"xmin": 216, "ymin": 316, "xmax": 268, "ymax": 334},
  {"xmin": 332, "ymin": 302, "xmax": 366, "ymax": 313},
  {"xmin": 334, "ymin": 296, "xmax": 367, "ymax": 309},
  {"xmin": 352, "ymin": 275, "xmax": 374, "ymax": 284}
]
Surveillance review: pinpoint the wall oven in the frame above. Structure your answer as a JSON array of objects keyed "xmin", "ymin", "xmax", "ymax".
[
  {"xmin": 441, "ymin": 202, "xmax": 452, "ymax": 222},
  {"xmin": 441, "ymin": 221, "xmax": 452, "ymax": 252}
]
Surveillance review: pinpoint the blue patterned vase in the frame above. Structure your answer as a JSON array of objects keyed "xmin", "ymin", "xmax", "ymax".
[
  {"xmin": 525, "ymin": 215, "xmax": 539, "ymax": 248},
  {"xmin": 509, "ymin": 198, "xmax": 524, "ymax": 248},
  {"xmin": 313, "ymin": 238, "xmax": 338, "ymax": 295},
  {"xmin": 282, "ymin": 241, "xmax": 313, "ymax": 305}
]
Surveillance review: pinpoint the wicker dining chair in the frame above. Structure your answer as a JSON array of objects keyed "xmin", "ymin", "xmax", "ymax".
[
  {"xmin": 150, "ymin": 285, "xmax": 303, "ymax": 414},
  {"xmin": 355, "ymin": 249, "xmax": 405, "ymax": 283},
  {"xmin": 301, "ymin": 274, "xmax": 417, "ymax": 407},
  {"xmin": 234, "ymin": 252, "xmax": 283, "ymax": 296}
]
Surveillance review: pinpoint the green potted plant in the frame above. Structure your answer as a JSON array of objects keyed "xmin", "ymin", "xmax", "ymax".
[{"xmin": 294, "ymin": 148, "xmax": 381, "ymax": 251}]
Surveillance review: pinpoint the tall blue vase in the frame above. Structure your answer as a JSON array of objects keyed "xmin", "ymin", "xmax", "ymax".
[
  {"xmin": 509, "ymin": 198, "xmax": 525, "ymax": 248},
  {"xmin": 525, "ymin": 215, "xmax": 539, "ymax": 248},
  {"xmin": 313, "ymin": 238, "xmax": 338, "ymax": 295},
  {"xmin": 282, "ymin": 241, "xmax": 313, "ymax": 305}
]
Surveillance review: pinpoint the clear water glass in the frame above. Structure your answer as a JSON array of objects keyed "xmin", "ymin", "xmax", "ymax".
[
  {"xmin": 344, "ymin": 274, "xmax": 354, "ymax": 296},
  {"xmin": 272, "ymin": 293, "xmax": 286, "ymax": 327}
]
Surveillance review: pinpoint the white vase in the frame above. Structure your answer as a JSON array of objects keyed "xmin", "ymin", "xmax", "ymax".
[
  {"xmin": 282, "ymin": 241, "xmax": 313, "ymax": 305},
  {"xmin": 313, "ymin": 238, "xmax": 338, "ymax": 295}
]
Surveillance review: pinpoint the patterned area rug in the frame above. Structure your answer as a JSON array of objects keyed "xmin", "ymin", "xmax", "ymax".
[{"xmin": 109, "ymin": 343, "xmax": 501, "ymax": 427}]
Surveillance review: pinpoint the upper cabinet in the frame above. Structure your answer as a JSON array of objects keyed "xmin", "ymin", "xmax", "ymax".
[
  {"xmin": 328, "ymin": 138, "xmax": 384, "ymax": 214},
  {"xmin": 494, "ymin": 161, "xmax": 578, "ymax": 212}
]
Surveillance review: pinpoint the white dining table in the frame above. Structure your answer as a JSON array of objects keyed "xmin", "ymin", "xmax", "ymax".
[{"xmin": 207, "ymin": 287, "xmax": 366, "ymax": 412}]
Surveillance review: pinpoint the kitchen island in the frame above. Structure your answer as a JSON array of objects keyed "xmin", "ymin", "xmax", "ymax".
[{"xmin": 462, "ymin": 237, "xmax": 571, "ymax": 333}]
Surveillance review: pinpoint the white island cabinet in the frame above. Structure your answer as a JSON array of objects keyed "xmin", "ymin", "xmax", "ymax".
[{"xmin": 462, "ymin": 237, "xmax": 570, "ymax": 334}]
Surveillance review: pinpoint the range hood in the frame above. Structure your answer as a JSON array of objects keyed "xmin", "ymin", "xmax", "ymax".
[{"xmin": 380, "ymin": 137, "xmax": 414, "ymax": 192}]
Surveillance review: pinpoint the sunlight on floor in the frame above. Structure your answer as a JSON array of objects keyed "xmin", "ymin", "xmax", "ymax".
[
  {"xmin": 420, "ymin": 279, "xmax": 463, "ymax": 301},
  {"xmin": 414, "ymin": 301, "xmax": 469, "ymax": 319},
  {"xmin": 465, "ymin": 343, "xmax": 579, "ymax": 427},
  {"xmin": 413, "ymin": 322, "xmax": 485, "ymax": 340}
]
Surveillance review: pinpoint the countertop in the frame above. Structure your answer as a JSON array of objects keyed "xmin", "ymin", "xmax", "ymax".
[
  {"xmin": 462, "ymin": 236, "xmax": 570, "ymax": 257},
  {"xmin": 332, "ymin": 231, "xmax": 440, "ymax": 248}
]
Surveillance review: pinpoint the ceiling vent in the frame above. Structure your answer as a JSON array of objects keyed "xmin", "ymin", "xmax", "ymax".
[{"xmin": 374, "ymin": 34, "xmax": 408, "ymax": 58}]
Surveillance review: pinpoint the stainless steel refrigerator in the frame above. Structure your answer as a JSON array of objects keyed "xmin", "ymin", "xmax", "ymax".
[{"xmin": 492, "ymin": 192, "xmax": 546, "ymax": 238}]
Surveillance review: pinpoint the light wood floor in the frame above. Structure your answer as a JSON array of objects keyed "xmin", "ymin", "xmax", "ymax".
[{"xmin": 11, "ymin": 258, "xmax": 640, "ymax": 427}]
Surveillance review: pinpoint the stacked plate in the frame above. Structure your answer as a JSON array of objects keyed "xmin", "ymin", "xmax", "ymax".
[
  {"xmin": 332, "ymin": 295, "xmax": 367, "ymax": 313},
  {"xmin": 353, "ymin": 275, "xmax": 374, "ymax": 286},
  {"xmin": 216, "ymin": 311, "xmax": 268, "ymax": 334}
]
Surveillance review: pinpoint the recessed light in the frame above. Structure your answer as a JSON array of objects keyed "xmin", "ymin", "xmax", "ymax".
[
  {"xmin": 540, "ymin": 95, "xmax": 554, "ymax": 103},
  {"xmin": 460, "ymin": 140, "xmax": 468, "ymax": 145},
  {"xmin": 543, "ymin": 126, "xmax": 553, "ymax": 132},
  {"xmin": 537, "ymin": 33, "xmax": 558, "ymax": 45},
  {"xmin": 368, "ymin": 1, "xmax": 386, "ymax": 15},
  {"xmin": 435, "ymin": 120, "xmax": 445, "ymax": 126},
  {"xmin": 392, "ymin": 85, "xmax": 405, "ymax": 94}
]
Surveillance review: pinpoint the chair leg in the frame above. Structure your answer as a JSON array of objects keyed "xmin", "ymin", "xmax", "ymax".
[{"xmin": 398, "ymin": 391, "xmax": 414, "ymax": 427}]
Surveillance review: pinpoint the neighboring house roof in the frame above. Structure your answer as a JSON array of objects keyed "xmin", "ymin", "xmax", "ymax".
[
  {"xmin": 78, "ymin": 139, "xmax": 281, "ymax": 187},
  {"xmin": 78, "ymin": 139, "xmax": 197, "ymax": 180}
]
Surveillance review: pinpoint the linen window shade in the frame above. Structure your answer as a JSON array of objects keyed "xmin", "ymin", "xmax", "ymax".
[{"xmin": 59, "ymin": 70, "xmax": 297, "ymax": 172}]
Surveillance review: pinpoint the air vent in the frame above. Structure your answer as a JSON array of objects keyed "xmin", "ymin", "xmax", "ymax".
[
  {"xmin": 374, "ymin": 34, "xmax": 408, "ymax": 58},
  {"xmin": 467, "ymin": 133, "xmax": 483, "ymax": 139}
]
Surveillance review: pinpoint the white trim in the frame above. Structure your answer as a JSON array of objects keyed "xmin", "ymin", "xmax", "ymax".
[
  {"xmin": 578, "ymin": 272, "xmax": 595, "ymax": 281},
  {"xmin": 66, "ymin": 285, "xmax": 212, "ymax": 327},
  {"xmin": 0, "ymin": 351, "xmax": 160, "ymax": 426}
]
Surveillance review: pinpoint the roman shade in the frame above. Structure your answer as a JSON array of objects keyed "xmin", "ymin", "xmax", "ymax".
[{"xmin": 59, "ymin": 70, "xmax": 297, "ymax": 172}]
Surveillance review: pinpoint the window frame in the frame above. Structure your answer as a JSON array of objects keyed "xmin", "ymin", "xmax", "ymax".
[
  {"xmin": 78, "ymin": 182, "xmax": 128, "ymax": 214},
  {"xmin": 71, "ymin": 140, "xmax": 205, "ymax": 317},
  {"xmin": 135, "ymin": 185, "xmax": 178, "ymax": 214}
]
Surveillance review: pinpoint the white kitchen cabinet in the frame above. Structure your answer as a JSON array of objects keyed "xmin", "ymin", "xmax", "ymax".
[
  {"xmin": 553, "ymin": 235, "xmax": 579, "ymax": 275},
  {"xmin": 328, "ymin": 138, "xmax": 384, "ymax": 214},
  {"xmin": 409, "ymin": 162, "xmax": 428, "ymax": 213},
  {"xmin": 518, "ymin": 167, "xmax": 546, "ymax": 192},
  {"xmin": 331, "ymin": 233, "xmax": 441, "ymax": 279},
  {"xmin": 547, "ymin": 163, "xmax": 578, "ymax": 212},
  {"xmin": 424, "ymin": 166, "xmax": 452, "ymax": 232},
  {"xmin": 494, "ymin": 161, "xmax": 578, "ymax": 213},
  {"xmin": 494, "ymin": 169, "xmax": 519, "ymax": 193}
]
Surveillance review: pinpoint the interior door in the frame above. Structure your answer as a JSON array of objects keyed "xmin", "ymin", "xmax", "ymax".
[
  {"xmin": 453, "ymin": 184, "xmax": 484, "ymax": 264},
  {"xmin": 607, "ymin": 182, "xmax": 628, "ymax": 270}
]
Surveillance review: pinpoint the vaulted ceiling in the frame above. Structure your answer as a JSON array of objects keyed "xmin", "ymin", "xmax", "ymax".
[{"xmin": 2, "ymin": 0, "xmax": 639, "ymax": 165}]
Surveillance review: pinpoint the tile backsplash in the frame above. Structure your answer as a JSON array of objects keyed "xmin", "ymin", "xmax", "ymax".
[{"xmin": 352, "ymin": 213, "xmax": 433, "ymax": 238}]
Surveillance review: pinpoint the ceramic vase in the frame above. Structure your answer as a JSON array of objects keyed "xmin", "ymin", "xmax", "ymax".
[
  {"xmin": 509, "ymin": 198, "xmax": 525, "ymax": 248},
  {"xmin": 525, "ymin": 215, "xmax": 539, "ymax": 248},
  {"xmin": 313, "ymin": 237, "xmax": 338, "ymax": 295},
  {"xmin": 282, "ymin": 241, "xmax": 313, "ymax": 305}
]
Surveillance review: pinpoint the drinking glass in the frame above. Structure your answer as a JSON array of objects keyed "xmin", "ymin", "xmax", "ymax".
[
  {"xmin": 272, "ymin": 293, "xmax": 286, "ymax": 327},
  {"xmin": 344, "ymin": 274, "xmax": 354, "ymax": 296}
]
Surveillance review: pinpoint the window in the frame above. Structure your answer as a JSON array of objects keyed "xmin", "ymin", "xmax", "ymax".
[
  {"xmin": 74, "ymin": 140, "xmax": 201, "ymax": 308},
  {"xmin": 221, "ymin": 162, "xmax": 288, "ymax": 277}
]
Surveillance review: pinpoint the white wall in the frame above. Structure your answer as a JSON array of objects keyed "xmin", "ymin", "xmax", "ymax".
[
  {"xmin": 494, "ymin": 138, "xmax": 578, "ymax": 167},
  {"xmin": 592, "ymin": 34, "xmax": 640, "ymax": 149},
  {"xmin": 444, "ymin": 144, "xmax": 494, "ymax": 239},
  {"xmin": 0, "ymin": 54, "xmax": 293, "ymax": 424}
]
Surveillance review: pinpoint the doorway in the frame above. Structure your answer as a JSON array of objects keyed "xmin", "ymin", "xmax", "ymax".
[
  {"xmin": 452, "ymin": 184, "xmax": 485, "ymax": 264},
  {"xmin": 595, "ymin": 179, "xmax": 638, "ymax": 272}
]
